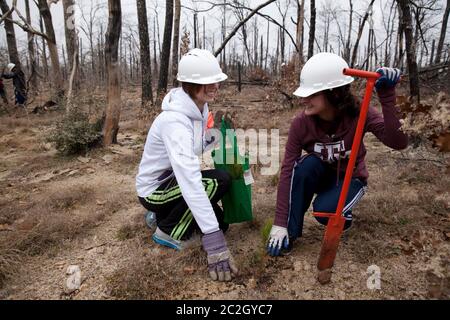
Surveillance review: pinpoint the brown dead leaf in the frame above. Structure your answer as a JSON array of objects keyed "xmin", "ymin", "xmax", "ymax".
[
  {"xmin": 400, "ymin": 242, "xmax": 415, "ymax": 255},
  {"xmin": 0, "ymin": 224, "xmax": 13, "ymax": 232},
  {"xmin": 444, "ymin": 232, "xmax": 450, "ymax": 241},
  {"xmin": 77, "ymin": 157, "xmax": 90, "ymax": 164},
  {"xmin": 67, "ymin": 170, "xmax": 80, "ymax": 176},
  {"xmin": 96, "ymin": 200, "xmax": 107, "ymax": 206},
  {"xmin": 414, "ymin": 104, "xmax": 433, "ymax": 114},
  {"xmin": 432, "ymin": 132, "xmax": 450, "ymax": 152},
  {"xmin": 102, "ymin": 155, "xmax": 113, "ymax": 164},
  {"xmin": 36, "ymin": 172, "xmax": 56, "ymax": 183},
  {"xmin": 183, "ymin": 266, "xmax": 195, "ymax": 275},
  {"xmin": 58, "ymin": 169, "xmax": 72, "ymax": 175}
]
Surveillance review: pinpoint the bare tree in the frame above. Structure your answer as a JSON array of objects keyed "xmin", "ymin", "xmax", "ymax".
[
  {"xmin": 214, "ymin": 0, "xmax": 276, "ymax": 57},
  {"xmin": 394, "ymin": 1, "xmax": 405, "ymax": 68},
  {"xmin": 157, "ymin": 0, "xmax": 174, "ymax": 99},
  {"xmin": 153, "ymin": 18, "xmax": 158, "ymax": 77},
  {"xmin": 103, "ymin": 0, "xmax": 122, "ymax": 146},
  {"xmin": 39, "ymin": 14, "xmax": 49, "ymax": 77},
  {"xmin": 25, "ymin": 0, "xmax": 37, "ymax": 92},
  {"xmin": 397, "ymin": 0, "xmax": 420, "ymax": 103},
  {"xmin": 193, "ymin": 11, "xmax": 198, "ymax": 48},
  {"xmin": 37, "ymin": 0, "xmax": 63, "ymax": 96},
  {"xmin": 308, "ymin": 0, "xmax": 316, "ymax": 59},
  {"xmin": 435, "ymin": 0, "xmax": 450, "ymax": 63},
  {"xmin": 296, "ymin": 0, "xmax": 305, "ymax": 66},
  {"xmin": 62, "ymin": 0, "xmax": 79, "ymax": 93},
  {"xmin": 172, "ymin": 0, "xmax": 181, "ymax": 86},
  {"xmin": 0, "ymin": 0, "xmax": 22, "ymax": 70},
  {"xmin": 78, "ymin": 0, "xmax": 105, "ymax": 83},
  {"xmin": 350, "ymin": 0, "xmax": 375, "ymax": 67},
  {"xmin": 275, "ymin": 0, "xmax": 292, "ymax": 64},
  {"xmin": 380, "ymin": 0, "xmax": 397, "ymax": 66},
  {"xmin": 232, "ymin": 1, "xmax": 252, "ymax": 66},
  {"xmin": 136, "ymin": 0, "xmax": 153, "ymax": 108},
  {"xmin": 344, "ymin": 0, "xmax": 353, "ymax": 61}
]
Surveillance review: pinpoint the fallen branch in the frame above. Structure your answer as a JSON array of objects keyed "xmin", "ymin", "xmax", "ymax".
[{"xmin": 225, "ymin": 80, "xmax": 269, "ymax": 85}]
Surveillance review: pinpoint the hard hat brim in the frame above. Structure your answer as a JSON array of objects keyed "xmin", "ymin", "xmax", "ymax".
[
  {"xmin": 293, "ymin": 77, "xmax": 354, "ymax": 98},
  {"xmin": 293, "ymin": 87, "xmax": 321, "ymax": 97},
  {"xmin": 177, "ymin": 73, "xmax": 228, "ymax": 85}
]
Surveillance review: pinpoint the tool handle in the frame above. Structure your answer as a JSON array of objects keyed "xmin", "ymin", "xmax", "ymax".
[{"xmin": 343, "ymin": 68, "xmax": 380, "ymax": 79}]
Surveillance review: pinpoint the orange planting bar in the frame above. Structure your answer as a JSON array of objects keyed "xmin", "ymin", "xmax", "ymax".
[
  {"xmin": 312, "ymin": 212, "xmax": 339, "ymax": 218},
  {"xmin": 316, "ymin": 68, "xmax": 380, "ymax": 276},
  {"xmin": 343, "ymin": 68, "xmax": 380, "ymax": 79}
]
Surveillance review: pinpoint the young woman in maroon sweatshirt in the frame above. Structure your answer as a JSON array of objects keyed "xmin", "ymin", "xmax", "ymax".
[{"xmin": 267, "ymin": 53, "xmax": 408, "ymax": 256}]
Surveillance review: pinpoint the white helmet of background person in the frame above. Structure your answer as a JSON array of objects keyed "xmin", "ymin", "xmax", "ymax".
[
  {"xmin": 293, "ymin": 52, "xmax": 354, "ymax": 97},
  {"xmin": 177, "ymin": 48, "xmax": 228, "ymax": 84},
  {"xmin": 7, "ymin": 63, "xmax": 16, "ymax": 73}
]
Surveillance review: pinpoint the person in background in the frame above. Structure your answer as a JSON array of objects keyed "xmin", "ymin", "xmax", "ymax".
[{"xmin": 2, "ymin": 63, "xmax": 27, "ymax": 108}]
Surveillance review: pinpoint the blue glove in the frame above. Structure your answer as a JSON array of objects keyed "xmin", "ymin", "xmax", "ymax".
[
  {"xmin": 375, "ymin": 67, "xmax": 401, "ymax": 90},
  {"xmin": 267, "ymin": 225, "xmax": 289, "ymax": 256}
]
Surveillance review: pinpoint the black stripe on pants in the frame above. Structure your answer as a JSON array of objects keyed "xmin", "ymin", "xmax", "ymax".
[{"xmin": 138, "ymin": 169, "xmax": 231, "ymax": 240}]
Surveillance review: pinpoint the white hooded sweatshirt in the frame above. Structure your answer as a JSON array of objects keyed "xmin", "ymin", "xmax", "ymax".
[{"xmin": 136, "ymin": 88, "xmax": 219, "ymax": 235}]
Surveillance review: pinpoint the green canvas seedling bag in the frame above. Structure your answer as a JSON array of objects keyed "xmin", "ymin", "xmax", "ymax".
[{"xmin": 211, "ymin": 118, "xmax": 253, "ymax": 224}]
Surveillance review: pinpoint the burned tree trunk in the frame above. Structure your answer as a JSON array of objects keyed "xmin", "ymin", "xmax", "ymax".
[
  {"xmin": 397, "ymin": 0, "xmax": 420, "ymax": 103},
  {"xmin": 172, "ymin": 0, "xmax": 181, "ymax": 87},
  {"xmin": 296, "ymin": 0, "xmax": 305, "ymax": 66},
  {"xmin": 25, "ymin": 0, "xmax": 38, "ymax": 93},
  {"xmin": 435, "ymin": 0, "xmax": 450, "ymax": 64},
  {"xmin": 153, "ymin": 18, "xmax": 158, "ymax": 78},
  {"xmin": 39, "ymin": 14, "xmax": 49, "ymax": 77},
  {"xmin": 0, "ymin": 0, "xmax": 22, "ymax": 70},
  {"xmin": 136, "ymin": 0, "xmax": 153, "ymax": 107},
  {"xmin": 62, "ymin": 0, "xmax": 79, "ymax": 92},
  {"xmin": 37, "ymin": 0, "xmax": 63, "ymax": 96},
  {"xmin": 308, "ymin": 0, "xmax": 316, "ymax": 59},
  {"xmin": 157, "ymin": 0, "xmax": 173, "ymax": 99},
  {"xmin": 103, "ymin": 0, "xmax": 122, "ymax": 146},
  {"xmin": 344, "ymin": 0, "xmax": 353, "ymax": 62},
  {"xmin": 350, "ymin": 0, "xmax": 375, "ymax": 68}
]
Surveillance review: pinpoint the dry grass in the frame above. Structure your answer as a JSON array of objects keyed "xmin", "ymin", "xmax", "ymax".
[
  {"xmin": 116, "ymin": 223, "xmax": 140, "ymax": 241},
  {"xmin": 9, "ymin": 185, "xmax": 103, "ymax": 256},
  {"xmin": 0, "ymin": 183, "xmax": 124, "ymax": 258},
  {"xmin": 173, "ymin": 243, "xmax": 206, "ymax": 270},
  {"xmin": 0, "ymin": 248, "xmax": 23, "ymax": 288},
  {"xmin": 0, "ymin": 183, "xmax": 128, "ymax": 287},
  {"xmin": 108, "ymin": 254, "xmax": 184, "ymax": 299},
  {"xmin": 347, "ymin": 184, "xmax": 448, "ymax": 263},
  {"xmin": 0, "ymin": 117, "xmax": 31, "ymax": 130}
]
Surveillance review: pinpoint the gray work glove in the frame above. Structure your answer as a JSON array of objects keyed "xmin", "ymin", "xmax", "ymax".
[{"xmin": 202, "ymin": 230, "xmax": 238, "ymax": 282}]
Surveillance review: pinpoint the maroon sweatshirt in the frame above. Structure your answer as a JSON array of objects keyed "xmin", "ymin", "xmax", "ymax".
[{"xmin": 274, "ymin": 87, "xmax": 408, "ymax": 228}]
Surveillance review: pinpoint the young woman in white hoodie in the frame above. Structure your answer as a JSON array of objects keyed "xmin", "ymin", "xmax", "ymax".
[{"xmin": 136, "ymin": 49, "xmax": 238, "ymax": 282}]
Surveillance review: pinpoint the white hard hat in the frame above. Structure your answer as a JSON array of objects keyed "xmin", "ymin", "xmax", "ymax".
[
  {"xmin": 7, "ymin": 63, "xmax": 16, "ymax": 73},
  {"xmin": 177, "ymin": 48, "xmax": 228, "ymax": 84},
  {"xmin": 293, "ymin": 52, "xmax": 354, "ymax": 97}
]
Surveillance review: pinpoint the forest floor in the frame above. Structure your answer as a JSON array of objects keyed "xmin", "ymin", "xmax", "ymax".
[{"xmin": 0, "ymin": 84, "xmax": 449, "ymax": 300}]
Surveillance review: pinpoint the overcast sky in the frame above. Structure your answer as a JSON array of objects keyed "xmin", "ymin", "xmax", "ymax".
[{"xmin": 1, "ymin": 0, "xmax": 449, "ymax": 64}]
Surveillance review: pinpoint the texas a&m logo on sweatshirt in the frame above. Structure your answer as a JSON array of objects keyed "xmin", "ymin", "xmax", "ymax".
[{"xmin": 313, "ymin": 140, "xmax": 351, "ymax": 163}]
